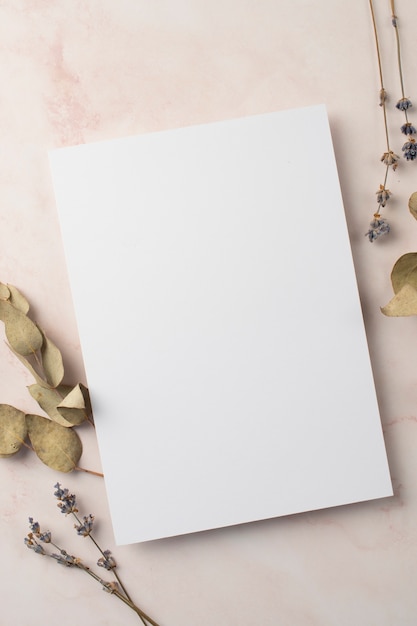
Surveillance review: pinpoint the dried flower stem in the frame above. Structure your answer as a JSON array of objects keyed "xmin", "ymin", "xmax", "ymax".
[
  {"xmin": 390, "ymin": 0, "xmax": 407, "ymax": 116},
  {"xmin": 26, "ymin": 501, "xmax": 161, "ymax": 626},
  {"xmin": 78, "ymin": 561, "xmax": 156, "ymax": 626},
  {"xmin": 366, "ymin": 0, "xmax": 393, "ymax": 241},
  {"xmin": 390, "ymin": 1, "xmax": 417, "ymax": 160},
  {"xmin": 369, "ymin": 0, "xmax": 390, "ymax": 152},
  {"xmin": 71, "ymin": 509, "xmax": 134, "ymax": 607},
  {"xmin": 52, "ymin": 549, "xmax": 158, "ymax": 625}
]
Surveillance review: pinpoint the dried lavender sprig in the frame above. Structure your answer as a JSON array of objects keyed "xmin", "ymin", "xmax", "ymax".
[
  {"xmin": 390, "ymin": 1, "xmax": 416, "ymax": 149},
  {"xmin": 53, "ymin": 483, "xmax": 138, "ymax": 618},
  {"xmin": 391, "ymin": 1, "xmax": 408, "ymax": 113},
  {"xmin": 369, "ymin": 0, "xmax": 390, "ymax": 151},
  {"xmin": 365, "ymin": 215, "xmax": 390, "ymax": 242},
  {"xmin": 25, "ymin": 517, "xmax": 160, "ymax": 626},
  {"xmin": 367, "ymin": 0, "xmax": 392, "ymax": 240},
  {"xmin": 402, "ymin": 139, "xmax": 417, "ymax": 161}
]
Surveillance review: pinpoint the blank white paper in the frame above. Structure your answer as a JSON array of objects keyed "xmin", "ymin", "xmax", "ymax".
[{"xmin": 49, "ymin": 105, "xmax": 392, "ymax": 544}]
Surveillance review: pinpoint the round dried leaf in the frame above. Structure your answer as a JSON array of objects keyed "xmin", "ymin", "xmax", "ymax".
[
  {"xmin": 0, "ymin": 404, "xmax": 28, "ymax": 456},
  {"xmin": 391, "ymin": 252, "xmax": 417, "ymax": 295},
  {"xmin": 28, "ymin": 383, "xmax": 74, "ymax": 427},
  {"xmin": 381, "ymin": 282, "xmax": 417, "ymax": 316},
  {"xmin": 0, "ymin": 283, "xmax": 10, "ymax": 300},
  {"xmin": 26, "ymin": 414, "xmax": 82, "ymax": 472},
  {"xmin": 57, "ymin": 383, "xmax": 92, "ymax": 426},
  {"xmin": 40, "ymin": 330, "xmax": 65, "ymax": 388},
  {"xmin": 7, "ymin": 284, "xmax": 30, "ymax": 314},
  {"xmin": 409, "ymin": 192, "xmax": 417, "ymax": 221},
  {"xmin": 0, "ymin": 301, "xmax": 43, "ymax": 356}
]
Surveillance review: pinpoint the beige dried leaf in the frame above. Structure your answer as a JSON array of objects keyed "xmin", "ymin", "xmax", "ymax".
[
  {"xmin": 0, "ymin": 300, "xmax": 43, "ymax": 356},
  {"xmin": 381, "ymin": 283, "xmax": 417, "ymax": 316},
  {"xmin": 7, "ymin": 342, "xmax": 51, "ymax": 388},
  {"xmin": 26, "ymin": 414, "xmax": 82, "ymax": 472},
  {"xmin": 7, "ymin": 284, "xmax": 30, "ymax": 314},
  {"xmin": 28, "ymin": 383, "xmax": 74, "ymax": 427},
  {"xmin": 409, "ymin": 192, "xmax": 417, "ymax": 221},
  {"xmin": 57, "ymin": 383, "xmax": 92, "ymax": 426},
  {"xmin": 390, "ymin": 252, "xmax": 417, "ymax": 294},
  {"xmin": 0, "ymin": 282, "xmax": 10, "ymax": 300},
  {"xmin": 39, "ymin": 329, "xmax": 65, "ymax": 388},
  {"xmin": 0, "ymin": 404, "xmax": 28, "ymax": 457}
]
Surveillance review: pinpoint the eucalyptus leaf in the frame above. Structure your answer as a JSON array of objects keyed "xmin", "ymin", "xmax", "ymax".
[
  {"xmin": 26, "ymin": 414, "xmax": 82, "ymax": 472},
  {"xmin": 39, "ymin": 329, "xmax": 65, "ymax": 388},
  {"xmin": 28, "ymin": 383, "xmax": 74, "ymax": 427},
  {"xmin": 7, "ymin": 284, "xmax": 30, "ymax": 314},
  {"xmin": 409, "ymin": 192, "xmax": 417, "ymax": 222},
  {"xmin": 0, "ymin": 282, "xmax": 10, "ymax": 300},
  {"xmin": 390, "ymin": 252, "xmax": 417, "ymax": 295},
  {"xmin": 7, "ymin": 342, "xmax": 51, "ymax": 388},
  {"xmin": 381, "ymin": 282, "xmax": 417, "ymax": 316},
  {"xmin": 0, "ymin": 404, "xmax": 28, "ymax": 456},
  {"xmin": 0, "ymin": 300, "xmax": 43, "ymax": 356},
  {"xmin": 57, "ymin": 383, "xmax": 92, "ymax": 426}
]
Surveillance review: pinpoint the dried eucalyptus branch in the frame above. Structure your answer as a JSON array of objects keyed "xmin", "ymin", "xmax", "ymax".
[
  {"xmin": 0, "ymin": 282, "xmax": 102, "ymax": 476},
  {"xmin": 381, "ymin": 192, "xmax": 417, "ymax": 316}
]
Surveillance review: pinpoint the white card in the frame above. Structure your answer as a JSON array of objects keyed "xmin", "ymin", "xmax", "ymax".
[{"xmin": 49, "ymin": 105, "xmax": 392, "ymax": 544}]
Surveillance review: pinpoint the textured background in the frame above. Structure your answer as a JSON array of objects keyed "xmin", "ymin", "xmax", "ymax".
[{"xmin": 1, "ymin": 1, "xmax": 417, "ymax": 624}]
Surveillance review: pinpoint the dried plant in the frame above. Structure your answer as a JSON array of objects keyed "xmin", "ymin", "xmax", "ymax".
[
  {"xmin": 382, "ymin": 192, "xmax": 417, "ymax": 316},
  {"xmin": 366, "ymin": 0, "xmax": 417, "ymax": 243},
  {"xmin": 366, "ymin": 0, "xmax": 395, "ymax": 242},
  {"xmin": 25, "ymin": 485, "xmax": 161, "ymax": 626},
  {"xmin": 0, "ymin": 282, "xmax": 101, "ymax": 475},
  {"xmin": 390, "ymin": 1, "xmax": 417, "ymax": 160}
]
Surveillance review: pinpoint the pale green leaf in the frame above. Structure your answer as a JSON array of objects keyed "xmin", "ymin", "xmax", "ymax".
[
  {"xmin": 381, "ymin": 283, "xmax": 417, "ymax": 316},
  {"xmin": 28, "ymin": 383, "xmax": 74, "ymax": 427},
  {"xmin": 26, "ymin": 414, "xmax": 82, "ymax": 472},
  {"xmin": 0, "ymin": 283, "xmax": 10, "ymax": 300},
  {"xmin": 39, "ymin": 329, "xmax": 64, "ymax": 388},
  {"xmin": 0, "ymin": 404, "xmax": 28, "ymax": 456},
  {"xmin": 0, "ymin": 300, "xmax": 7, "ymax": 322},
  {"xmin": 391, "ymin": 253, "xmax": 417, "ymax": 294},
  {"xmin": 0, "ymin": 300, "xmax": 43, "ymax": 356},
  {"xmin": 409, "ymin": 192, "xmax": 417, "ymax": 222},
  {"xmin": 7, "ymin": 342, "xmax": 51, "ymax": 388},
  {"xmin": 57, "ymin": 383, "xmax": 92, "ymax": 426},
  {"xmin": 7, "ymin": 284, "xmax": 30, "ymax": 314}
]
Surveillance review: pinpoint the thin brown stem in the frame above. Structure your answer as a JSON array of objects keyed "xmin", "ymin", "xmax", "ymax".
[
  {"xmin": 390, "ymin": 0, "xmax": 406, "ymax": 100},
  {"xmin": 383, "ymin": 164, "xmax": 389, "ymax": 188},
  {"xmin": 31, "ymin": 349, "xmax": 43, "ymax": 372},
  {"xmin": 381, "ymin": 94, "xmax": 391, "ymax": 151},
  {"xmin": 77, "ymin": 564, "xmax": 153, "ymax": 624},
  {"xmin": 21, "ymin": 440, "xmax": 34, "ymax": 451},
  {"xmin": 44, "ymin": 547, "xmax": 158, "ymax": 626},
  {"xmin": 369, "ymin": 0, "xmax": 391, "ymax": 151},
  {"xmin": 74, "ymin": 466, "xmax": 104, "ymax": 478},
  {"xmin": 369, "ymin": 0, "xmax": 384, "ymax": 89},
  {"xmin": 72, "ymin": 511, "xmax": 135, "ymax": 608},
  {"xmin": 79, "ymin": 564, "xmax": 159, "ymax": 625},
  {"xmin": 110, "ymin": 590, "xmax": 160, "ymax": 626}
]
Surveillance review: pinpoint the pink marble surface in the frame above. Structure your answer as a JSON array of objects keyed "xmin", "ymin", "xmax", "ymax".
[{"xmin": 2, "ymin": 1, "xmax": 417, "ymax": 624}]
